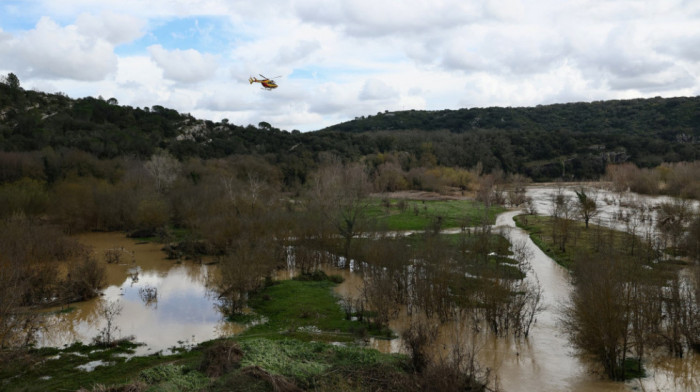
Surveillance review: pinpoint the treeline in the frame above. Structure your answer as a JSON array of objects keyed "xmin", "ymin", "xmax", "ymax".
[
  {"xmin": 2, "ymin": 75, "xmax": 699, "ymax": 182},
  {"xmin": 606, "ymin": 161, "xmax": 700, "ymax": 199}
]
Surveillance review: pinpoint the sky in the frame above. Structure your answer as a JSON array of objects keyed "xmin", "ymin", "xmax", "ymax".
[{"xmin": 1, "ymin": 0, "xmax": 699, "ymax": 132}]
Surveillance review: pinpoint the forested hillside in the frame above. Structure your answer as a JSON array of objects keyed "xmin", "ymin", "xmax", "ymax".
[{"xmin": 2, "ymin": 75, "xmax": 699, "ymax": 182}]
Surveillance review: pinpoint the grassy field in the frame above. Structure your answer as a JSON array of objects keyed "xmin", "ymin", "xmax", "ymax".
[
  {"xmin": 513, "ymin": 214, "xmax": 679, "ymax": 275},
  {"xmin": 241, "ymin": 276, "xmax": 391, "ymax": 341},
  {"xmin": 365, "ymin": 198, "xmax": 505, "ymax": 231}
]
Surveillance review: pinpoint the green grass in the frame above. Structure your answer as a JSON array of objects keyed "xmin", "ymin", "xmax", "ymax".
[
  {"xmin": 241, "ymin": 279, "xmax": 388, "ymax": 341},
  {"xmin": 0, "ymin": 341, "xmax": 201, "ymax": 392},
  {"xmin": 513, "ymin": 214, "xmax": 575, "ymax": 268},
  {"xmin": 440, "ymin": 232, "xmax": 514, "ymax": 255},
  {"xmin": 513, "ymin": 214, "xmax": 673, "ymax": 276},
  {"xmin": 237, "ymin": 338, "xmax": 405, "ymax": 388},
  {"xmin": 365, "ymin": 198, "xmax": 505, "ymax": 231},
  {"xmin": 2, "ymin": 291, "xmax": 406, "ymax": 392}
]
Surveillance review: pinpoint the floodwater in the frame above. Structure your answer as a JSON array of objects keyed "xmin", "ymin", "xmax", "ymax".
[
  {"xmin": 525, "ymin": 184, "xmax": 699, "ymax": 235},
  {"xmin": 366, "ymin": 185, "xmax": 699, "ymax": 392},
  {"xmin": 37, "ymin": 233, "xmax": 245, "ymax": 353},
  {"xmin": 34, "ymin": 185, "xmax": 699, "ymax": 391}
]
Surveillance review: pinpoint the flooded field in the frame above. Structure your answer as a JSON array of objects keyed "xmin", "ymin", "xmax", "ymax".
[
  {"xmin": 37, "ymin": 233, "xmax": 245, "ymax": 353},
  {"xmin": 34, "ymin": 185, "xmax": 699, "ymax": 391}
]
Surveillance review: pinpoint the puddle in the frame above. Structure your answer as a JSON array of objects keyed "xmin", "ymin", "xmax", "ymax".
[{"xmin": 76, "ymin": 360, "xmax": 112, "ymax": 372}]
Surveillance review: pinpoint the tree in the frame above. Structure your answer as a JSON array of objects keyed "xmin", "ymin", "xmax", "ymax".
[
  {"xmin": 306, "ymin": 161, "xmax": 372, "ymax": 268},
  {"xmin": 144, "ymin": 150, "xmax": 181, "ymax": 192},
  {"xmin": 656, "ymin": 200, "xmax": 692, "ymax": 252},
  {"xmin": 562, "ymin": 246, "xmax": 635, "ymax": 380},
  {"xmin": 94, "ymin": 300, "xmax": 123, "ymax": 346},
  {"xmin": 549, "ymin": 188, "xmax": 574, "ymax": 252},
  {"xmin": 4, "ymin": 72, "xmax": 20, "ymax": 90},
  {"xmin": 574, "ymin": 188, "xmax": 598, "ymax": 229}
]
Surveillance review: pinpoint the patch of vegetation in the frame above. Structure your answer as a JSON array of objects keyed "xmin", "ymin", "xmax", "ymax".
[
  {"xmin": 292, "ymin": 269, "xmax": 344, "ymax": 283},
  {"xmin": 139, "ymin": 363, "xmax": 210, "ymax": 391},
  {"xmin": 242, "ymin": 279, "xmax": 387, "ymax": 341},
  {"xmin": 513, "ymin": 214, "xmax": 575, "ymax": 268},
  {"xmin": 365, "ymin": 198, "xmax": 505, "ymax": 231},
  {"xmin": 441, "ymin": 232, "xmax": 513, "ymax": 255},
  {"xmin": 623, "ymin": 358, "xmax": 646, "ymax": 380},
  {"xmin": 0, "ymin": 341, "xmax": 200, "ymax": 392},
  {"xmin": 513, "ymin": 214, "xmax": 671, "ymax": 274},
  {"xmin": 237, "ymin": 338, "xmax": 404, "ymax": 389}
]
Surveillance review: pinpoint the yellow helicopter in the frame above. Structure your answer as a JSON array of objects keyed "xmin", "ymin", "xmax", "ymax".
[{"xmin": 249, "ymin": 74, "xmax": 279, "ymax": 90}]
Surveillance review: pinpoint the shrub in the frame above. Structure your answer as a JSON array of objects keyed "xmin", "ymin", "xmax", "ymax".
[{"xmin": 199, "ymin": 340, "xmax": 243, "ymax": 377}]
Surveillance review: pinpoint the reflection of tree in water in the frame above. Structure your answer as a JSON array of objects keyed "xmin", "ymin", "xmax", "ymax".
[
  {"xmin": 630, "ymin": 351, "xmax": 699, "ymax": 392},
  {"xmin": 37, "ymin": 298, "xmax": 105, "ymax": 346},
  {"xmin": 181, "ymin": 263, "xmax": 209, "ymax": 286},
  {"xmin": 138, "ymin": 285, "xmax": 158, "ymax": 308},
  {"xmin": 93, "ymin": 299, "xmax": 123, "ymax": 346}
]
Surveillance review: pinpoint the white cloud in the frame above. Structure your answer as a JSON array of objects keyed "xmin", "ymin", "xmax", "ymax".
[
  {"xmin": 359, "ymin": 78, "xmax": 399, "ymax": 100},
  {"xmin": 147, "ymin": 44, "xmax": 218, "ymax": 83},
  {"xmin": 275, "ymin": 40, "xmax": 321, "ymax": 64},
  {"xmin": 2, "ymin": 0, "xmax": 700, "ymax": 132},
  {"xmin": 0, "ymin": 16, "xmax": 117, "ymax": 80},
  {"xmin": 76, "ymin": 11, "xmax": 145, "ymax": 45},
  {"xmin": 293, "ymin": 0, "xmax": 483, "ymax": 37}
]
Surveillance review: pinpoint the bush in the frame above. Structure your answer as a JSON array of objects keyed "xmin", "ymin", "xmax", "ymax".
[
  {"xmin": 65, "ymin": 255, "xmax": 106, "ymax": 301},
  {"xmin": 199, "ymin": 340, "xmax": 243, "ymax": 377}
]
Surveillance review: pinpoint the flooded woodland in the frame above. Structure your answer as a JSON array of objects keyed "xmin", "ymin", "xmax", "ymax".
[
  {"xmin": 14, "ymin": 184, "xmax": 696, "ymax": 391},
  {"xmin": 2, "ymin": 157, "xmax": 700, "ymax": 392}
]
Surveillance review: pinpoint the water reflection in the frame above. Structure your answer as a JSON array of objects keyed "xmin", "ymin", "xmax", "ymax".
[{"xmin": 37, "ymin": 233, "xmax": 244, "ymax": 351}]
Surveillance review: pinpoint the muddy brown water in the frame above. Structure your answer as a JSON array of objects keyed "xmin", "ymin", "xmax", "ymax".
[
  {"xmin": 35, "ymin": 185, "xmax": 699, "ymax": 390},
  {"xmin": 37, "ymin": 233, "xmax": 245, "ymax": 354},
  {"xmin": 368, "ymin": 208, "xmax": 698, "ymax": 391}
]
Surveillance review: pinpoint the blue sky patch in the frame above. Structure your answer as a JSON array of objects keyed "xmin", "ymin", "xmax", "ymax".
[
  {"xmin": 0, "ymin": 1, "xmax": 43, "ymax": 32},
  {"xmin": 115, "ymin": 15, "xmax": 244, "ymax": 56}
]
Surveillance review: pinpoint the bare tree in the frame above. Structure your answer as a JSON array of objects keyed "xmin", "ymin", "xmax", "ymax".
[
  {"xmin": 549, "ymin": 188, "xmax": 574, "ymax": 252},
  {"xmin": 305, "ymin": 161, "xmax": 372, "ymax": 268},
  {"xmin": 656, "ymin": 199, "xmax": 692, "ymax": 253},
  {"xmin": 94, "ymin": 300, "xmax": 123, "ymax": 346},
  {"xmin": 144, "ymin": 150, "xmax": 181, "ymax": 192}
]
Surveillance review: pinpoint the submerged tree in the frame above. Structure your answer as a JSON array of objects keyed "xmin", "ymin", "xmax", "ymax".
[{"xmin": 574, "ymin": 188, "xmax": 599, "ymax": 229}]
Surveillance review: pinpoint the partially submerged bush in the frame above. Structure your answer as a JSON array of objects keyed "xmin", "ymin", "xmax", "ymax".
[
  {"xmin": 199, "ymin": 340, "xmax": 243, "ymax": 377},
  {"xmin": 65, "ymin": 254, "xmax": 106, "ymax": 301}
]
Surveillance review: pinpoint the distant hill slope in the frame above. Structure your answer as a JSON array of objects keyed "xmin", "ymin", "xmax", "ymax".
[
  {"xmin": 322, "ymin": 97, "xmax": 700, "ymax": 136},
  {"xmin": 1, "ymin": 80, "xmax": 699, "ymax": 182}
]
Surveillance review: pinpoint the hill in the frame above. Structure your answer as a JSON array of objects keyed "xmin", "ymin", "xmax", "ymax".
[{"xmin": 1, "ymin": 75, "xmax": 699, "ymax": 182}]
